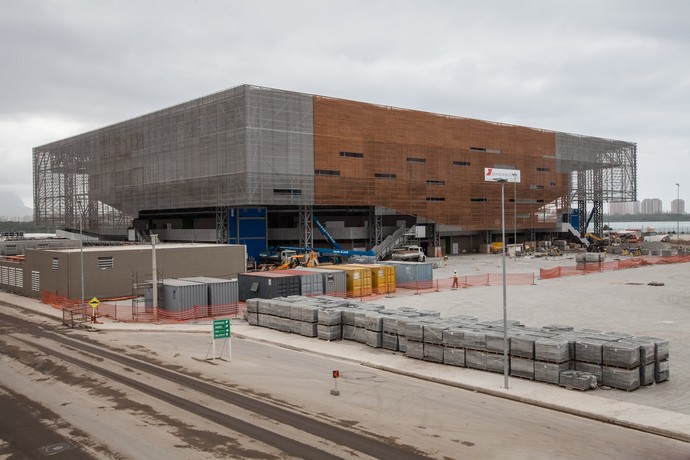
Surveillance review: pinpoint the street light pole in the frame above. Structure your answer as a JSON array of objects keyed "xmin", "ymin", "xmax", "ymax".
[
  {"xmin": 513, "ymin": 174, "xmax": 517, "ymax": 247},
  {"xmin": 497, "ymin": 178, "xmax": 509, "ymax": 390},
  {"xmin": 677, "ymin": 183, "xmax": 680, "ymax": 247}
]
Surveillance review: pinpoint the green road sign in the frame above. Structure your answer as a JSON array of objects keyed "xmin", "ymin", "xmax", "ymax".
[{"xmin": 213, "ymin": 319, "xmax": 230, "ymax": 339}]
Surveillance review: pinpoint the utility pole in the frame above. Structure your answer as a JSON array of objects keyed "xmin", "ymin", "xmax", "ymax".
[{"xmin": 151, "ymin": 232, "xmax": 159, "ymax": 322}]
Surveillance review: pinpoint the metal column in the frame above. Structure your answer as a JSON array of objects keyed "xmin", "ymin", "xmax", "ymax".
[
  {"xmin": 215, "ymin": 207, "xmax": 229, "ymax": 244},
  {"xmin": 299, "ymin": 205, "xmax": 314, "ymax": 249},
  {"xmin": 368, "ymin": 207, "xmax": 382, "ymax": 249}
]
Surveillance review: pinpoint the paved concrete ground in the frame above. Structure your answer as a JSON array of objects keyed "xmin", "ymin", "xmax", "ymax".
[{"xmin": 5, "ymin": 252, "xmax": 690, "ymax": 442}]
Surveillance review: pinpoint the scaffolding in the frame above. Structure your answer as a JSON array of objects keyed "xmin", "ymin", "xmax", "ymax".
[{"xmin": 556, "ymin": 133, "xmax": 637, "ymax": 236}]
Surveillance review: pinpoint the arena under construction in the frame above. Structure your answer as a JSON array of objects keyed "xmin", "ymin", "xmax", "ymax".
[{"xmin": 32, "ymin": 84, "xmax": 637, "ymax": 259}]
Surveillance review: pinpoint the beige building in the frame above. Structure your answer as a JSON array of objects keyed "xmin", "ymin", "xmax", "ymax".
[{"xmin": 0, "ymin": 243, "xmax": 246, "ymax": 300}]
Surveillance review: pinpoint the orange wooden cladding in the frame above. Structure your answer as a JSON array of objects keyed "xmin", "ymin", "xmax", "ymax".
[{"xmin": 313, "ymin": 97, "xmax": 569, "ymax": 230}]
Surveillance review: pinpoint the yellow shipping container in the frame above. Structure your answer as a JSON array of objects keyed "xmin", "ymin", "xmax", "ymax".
[
  {"xmin": 348, "ymin": 263, "xmax": 396, "ymax": 295},
  {"xmin": 321, "ymin": 264, "xmax": 372, "ymax": 297}
]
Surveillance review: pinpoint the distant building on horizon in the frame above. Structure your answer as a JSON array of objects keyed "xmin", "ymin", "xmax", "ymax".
[
  {"xmin": 671, "ymin": 198, "xmax": 685, "ymax": 214},
  {"xmin": 608, "ymin": 201, "xmax": 640, "ymax": 215},
  {"xmin": 641, "ymin": 198, "xmax": 663, "ymax": 214}
]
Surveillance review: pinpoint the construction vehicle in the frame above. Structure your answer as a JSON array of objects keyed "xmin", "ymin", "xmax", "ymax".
[
  {"xmin": 490, "ymin": 242, "xmax": 503, "ymax": 254},
  {"xmin": 262, "ymin": 216, "xmax": 376, "ymax": 267},
  {"xmin": 390, "ymin": 245, "xmax": 427, "ymax": 262},
  {"xmin": 584, "ymin": 233, "xmax": 609, "ymax": 252}
]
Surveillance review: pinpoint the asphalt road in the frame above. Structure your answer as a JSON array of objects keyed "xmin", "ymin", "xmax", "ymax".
[{"xmin": 1, "ymin": 302, "xmax": 689, "ymax": 459}]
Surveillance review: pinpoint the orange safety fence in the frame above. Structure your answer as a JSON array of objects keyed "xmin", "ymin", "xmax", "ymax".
[
  {"xmin": 539, "ymin": 254, "xmax": 690, "ymax": 280},
  {"xmin": 41, "ymin": 291, "xmax": 245, "ymax": 324}
]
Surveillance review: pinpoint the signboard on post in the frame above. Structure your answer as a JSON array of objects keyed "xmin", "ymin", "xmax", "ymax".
[
  {"xmin": 484, "ymin": 168, "xmax": 521, "ymax": 183},
  {"xmin": 207, "ymin": 319, "xmax": 232, "ymax": 362},
  {"xmin": 214, "ymin": 319, "xmax": 230, "ymax": 339}
]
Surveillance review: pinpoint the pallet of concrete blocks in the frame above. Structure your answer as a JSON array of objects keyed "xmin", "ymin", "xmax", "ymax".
[
  {"xmin": 402, "ymin": 320, "xmax": 425, "ymax": 342},
  {"xmin": 365, "ymin": 329, "xmax": 383, "ymax": 348},
  {"xmin": 443, "ymin": 347, "xmax": 465, "ymax": 367},
  {"xmin": 365, "ymin": 313, "xmax": 383, "ymax": 332},
  {"xmin": 655, "ymin": 360, "xmax": 670, "ymax": 382},
  {"xmin": 510, "ymin": 357, "xmax": 535, "ymax": 380},
  {"xmin": 535, "ymin": 361, "xmax": 570, "ymax": 385},
  {"xmin": 510, "ymin": 335, "xmax": 537, "ymax": 359},
  {"xmin": 296, "ymin": 321, "xmax": 318, "ymax": 337},
  {"xmin": 364, "ymin": 313, "xmax": 383, "ymax": 348},
  {"xmin": 635, "ymin": 336, "xmax": 670, "ymax": 362},
  {"xmin": 575, "ymin": 362, "xmax": 603, "ymax": 384},
  {"xmin": 245, "ymin": 298, "xmax": 259, "ymax": 325},
  {"xmin": 559, "ymin": 370, "xmax": 597, "ymax": 391},
  {"xmin": 602, "ymin": 341, "xmax": 640, "ymax": 369},
  {"xmin": 486, "ymin": 352, "xmax": 507, "ymax": 373},
  {"xmin": 535, "ymin": 337, "xmax": 571, "ymax": 364},
  {"xmin": 461, "ymin": 330, "xmax": 487, "ymax": 351},
  {"xmin": 602, "ymin": 366, "xmax": 640, "ymax": 391},
  {"xmin": 575, "ymin": 338, "xmax": 608, "ymax": 365},
  {"xmin": 405, "ymin": 339, "xmax": 424, "ymax": 360},
  {"xmin": 318, "ymin": 308, "xmax": 342, "ymax": 326},
  {"xmin": 485, "ymin": 331, "xmax": 510, "ymax": 354},
  {"xmin": 423, "ymin": 342, "xmax": 444, "ymax": 363},
  {"xmin": 442, "ymin": 328, "xmax": 465, "ymax": 349},
  {"xmin": 465, "ymin": 350, "xmax": 487, "ymax": 371},
  {"xmin": 423, "ymin": 323, "xmax": 447, "ymax": 346},
  {"xmin": 317, "ymin": 308, "xmax": 342, "ymax": 341}
]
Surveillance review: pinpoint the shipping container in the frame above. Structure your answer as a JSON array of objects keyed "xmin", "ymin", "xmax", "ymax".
[
  {"xmin": 278, "ymin": 269, "xmax": 324, "ymax": 296},
  {"xmin": 381, "ymin": 261, "xmax": 434, "ymax": 289},
  {"xmin": 294, "ymin": 267, "xmax": 347, "ymax": 297},
  {"xmin": 347, "ymin": 264, "xmax": 396, "ymax": 295},
  {"xmin": 320, "ymin": 264, "xmax": 372, "ymax": 298},
  {"xmin": 160, "ymin": 279, "xmax": 209, "ymax": 312},
  {"xmin": 179, "ymin": 276, "xmax": 239, "ymax": 316},
  {"xmin": 237, "ymin": 272, "xmax": 302, "ymax": 301}
]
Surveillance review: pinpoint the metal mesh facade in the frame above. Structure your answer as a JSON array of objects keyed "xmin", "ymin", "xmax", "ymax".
[
  {"xmin": 34, "ymin": 85, "xmax": 314, "ymax": 233},
  {"xmin": 33, "ymin": 84, "xmax": 636, "ymax": 238}
]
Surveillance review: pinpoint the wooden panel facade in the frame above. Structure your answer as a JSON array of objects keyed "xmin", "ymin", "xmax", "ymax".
[{"xmin": 313, "ymin": 97, "xmax": 569, "ymax": 231}]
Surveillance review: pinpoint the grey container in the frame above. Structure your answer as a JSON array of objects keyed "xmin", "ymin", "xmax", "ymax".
[
  {"xmin": 238, "ymin": 272, "xmax": 302, "ymax": 301},
  {"xmin": 280, "ymin": 269, "xmax": 324, "ymax": 296},
  {"xmin": 179, "ymin": 276, "xmax": 239, "ymax": 316},
  {"xmin": 159, "ymin": 279, "xmax": 208, "ymax": 313},
  {"xmin": 295, "ymin": 267, "xmax": 347, "ymax": 296},
  {"xmin": 381, "ymin": 260, "xmax": 434, "ymax": 288}
]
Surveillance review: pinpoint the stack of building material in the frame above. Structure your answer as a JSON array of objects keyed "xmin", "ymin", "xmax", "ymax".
[
  {"xmin": 442, "ymin": 328, "xmax": 465, "ymax": 367},
  {"xmin": 534, "ymin": 337, "xmax": 571, "ymax": 385},
  {"xmin": 559, "ymin": 370, "xmax": 597, "ymax": 390},
  {"xmin": 403, "ymin": 319, "xmax": 425, "ymax": 359},
  {"xmin": 243, "ymin": 295, "xmax": 671, "ymax": 392},
  {"xmin": 365, "ymin": 313, "xmax": 384, "ymax": 348},
  {"xmin": 317, "ymin": 308, "xmax": 342, "ymax": 341},
  {"xmin": 422, "ymin": 322, "xmax": 447, "ymax": 363}
]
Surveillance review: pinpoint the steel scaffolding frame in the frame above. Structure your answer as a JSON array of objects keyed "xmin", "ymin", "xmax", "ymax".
[{"xmin": 556, "ymin": 133, "xmax": 637, "ymax": 236}]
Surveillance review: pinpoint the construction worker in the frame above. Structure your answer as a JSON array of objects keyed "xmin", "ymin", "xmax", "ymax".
[{"xmin": 452, "ymin": 270, "xmax": 459, "ymax": 289}]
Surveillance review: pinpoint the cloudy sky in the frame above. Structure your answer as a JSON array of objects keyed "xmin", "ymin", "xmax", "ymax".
[{"xmin": 2, "ymin": 0, "xmax": 689, "ymax": 211}]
